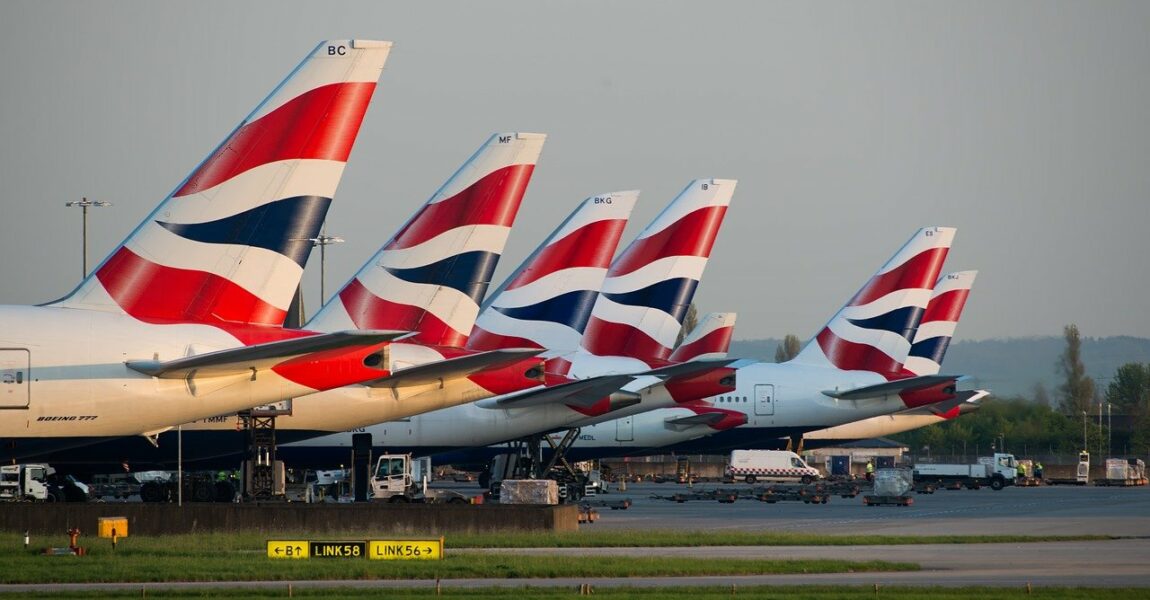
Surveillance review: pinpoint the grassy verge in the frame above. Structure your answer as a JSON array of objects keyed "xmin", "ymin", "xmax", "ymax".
[
  {"xmin": 1, "ymin": 586, "xmax": 1145, "ymax": 599},
  {"xmin": 446, "ymin": 530, "xmax": 1113, "ymax": 548}
]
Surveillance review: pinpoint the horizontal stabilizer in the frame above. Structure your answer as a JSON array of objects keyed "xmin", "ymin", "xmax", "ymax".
[
  {"xmin": 822, "ymin": 374, "xmax": 959, "ymax": 400},
  {"xmin": 478, "ymin": 374, "xmax": 636, "ymax": 409},
  {"xmin": 642, "ymin": 358, "xmax": 740, "ymax": 380},
  {"xmin": 367, "ymin": 348, "xmax": 543, "ymax": 388},
  {"xmin": 127, "ymin": 330, "xmax": 408, "ymax": 379}
]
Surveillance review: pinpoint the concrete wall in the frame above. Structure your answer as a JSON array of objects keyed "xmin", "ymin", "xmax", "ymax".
[{"xmin": 0, "ymin": 503, "xmax": 580, "ymax": 536}]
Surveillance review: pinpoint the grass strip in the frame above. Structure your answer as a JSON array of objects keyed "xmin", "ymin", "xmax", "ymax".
[
  {"xmin": 0, "ymin": 550, "xmax": 913, "ymax": 584},
  {"xmin": 0, "ymin": 585, "xmax": 1144, "ymax": 599}
]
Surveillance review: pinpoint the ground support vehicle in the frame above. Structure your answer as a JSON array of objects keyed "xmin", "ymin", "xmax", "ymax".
[
  {"xmin": 756, "ymin": 484, "xmax": 829, "ymax": 504},
  {"xmin": 824, "ymin": 480, "xmax": 862, "ymax": 498},
  {"xmin": 912, "ymin": 480, "xmax": 937, "ymax": 494},
  {"xmin": 913, "ymin": 453, "xmax": 1017, "ymax": 491},
  {"xmin": 1095, "ymin": 458, "xmax": 1148, "ymax": 487},
  {"xmin": 138, "ymin": 471, "xmax": 239, "ymax": 503},
  {"xmin": 863, "ymin": 468, "xmax": 914, "ymax": 506},
  {"xmin": 0, "ymin": 464, "xmax": 87, "ymax": 502},
  {"xmin": 650, "ymin": 488, "xmax": 739, "ymax": 503},
  {"xmin": 88, "ymin": 473, "xmax": 142, "ymax": 500},
  {"xmin": 581, "ymin": 497, "xmax": 632, "ymax": 510},
  {"xmin": 864, "ymin": 494, "xmax": 914, "ymax": 506},
  {"xmin": 371, "ymin": 454, "xmax": 471, "ymax": 504},
  {"xmin": 726, "ymin": 450, "xmax": 820, "ymax": 485},
  {"xmin": 1046, "ymin": 452, "xmax": 1092, "ymax": 486}
]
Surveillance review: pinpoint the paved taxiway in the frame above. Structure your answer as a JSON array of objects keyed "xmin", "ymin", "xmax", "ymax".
[{"xmin": 4, "ymin": 483, "xmax": 1146, "ymax": 592}]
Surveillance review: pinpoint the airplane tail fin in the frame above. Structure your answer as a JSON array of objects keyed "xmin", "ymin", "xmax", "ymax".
[
  {"xmin": 669, "ymin": 312, "xmax": 737, "ymax": 362},
  {"xmin": 308, "ymin": 132, "xmax": 545, "ymax": 346},
  {"xmin": 54, "ymin": 41, "xmax": 391, "ymax": 327},
  {"xmin": 903, "ymin": 270, "xmax": 977, "ymax": 376},
  {"xmin": 580, "ymin": 179, "xmax": 736, "ymax": 362},
  {"xmin": 466, "ymin": 191, "xmax": 638, "ymax": 354},
  {"xmin": 792, "ymin": 227, "xmax": 956, "ymax": 375}
]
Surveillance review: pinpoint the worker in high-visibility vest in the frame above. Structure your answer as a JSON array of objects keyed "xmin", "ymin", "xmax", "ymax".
[
  {"xmin": 1035, "ymin": 462, "xmax": 1044, "ymax": 480},
  {"xmin": 865, "ymin": 460, "xmax": 875, "ymax": 482},
  {"xmin": 1018, "ymin": 462, "xmax": 1028, "ymax": 479}
]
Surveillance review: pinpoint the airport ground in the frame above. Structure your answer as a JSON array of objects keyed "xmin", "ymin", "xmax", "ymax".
[{"xmin": 1, "ymin": 482, "xmax": 1145, "ymax": 594}]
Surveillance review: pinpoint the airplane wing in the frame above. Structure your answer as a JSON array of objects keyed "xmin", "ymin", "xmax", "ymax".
[
  {"xmin": 126, "ymin": 330, "xmax": 408, "ymax": 379},
  {"xmin": 365, "ymin": 348, "xmax": 543, "ymax": 388},
  {"xmin": 476, "ymin": 374, "xmax": 638, "ymax": 409},
  {"xmin": 821, "ymin": 374, "xmax": 959, "ymax": 400},
  {"xmin": 640, "ymin": 358, "xmax": 741, "ymax": 380}
]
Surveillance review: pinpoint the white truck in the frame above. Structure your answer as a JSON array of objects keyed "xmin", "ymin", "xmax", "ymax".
[
  {"xmin": 370, "ymin": 454, "xmax": 471, "ymax": 504},
  {"xmin": 913, "ymin": 453, "xmax": 1017, "ymax": 491},
  {"xmin": 726, "ymin": 450, "xmax": 821, "ymax": 484},
  {"xmin": 0, "ymin": 464, "xmax": 88, "ymax": 502}
]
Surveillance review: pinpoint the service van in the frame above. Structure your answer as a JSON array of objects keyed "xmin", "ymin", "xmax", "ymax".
[{"xmin": 726, "ymin": 450, "xmax": 821, "ymax": 484}]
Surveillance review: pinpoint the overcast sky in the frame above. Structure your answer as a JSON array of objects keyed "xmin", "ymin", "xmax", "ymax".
[{"xmin": 2, "ymin": 1, "xmax": 1148, "ymax": 341}]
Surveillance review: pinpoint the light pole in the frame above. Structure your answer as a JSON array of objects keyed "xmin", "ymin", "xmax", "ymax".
[
  {"xmin": 1082, "ymin": 410, "xmax": 1088, "ymax": 453},
  {"xmin": 309, "ymin": 233, "xmax": 344, "ymax": 306},
  {"xmin": 1107, "ymin": 403, "xmax": 1112, "ymax": 457},
  {"xmin": 64, "ymin": 197, "xmax": 112, "ymax": 277}
]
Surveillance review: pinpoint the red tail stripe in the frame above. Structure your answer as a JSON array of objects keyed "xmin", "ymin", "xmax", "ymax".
[
  {"xmin": 582, "ymin": 317, "xmax": 672, "ymax": 361},
  {"xmin": 848, "ymin": 247, "xmax": 949, "ymax": 307},
  {"xmin": 466, "ymin": 326, "xmax": 545, "ymax": 352},
  {"xmin": 665, "ymin": 366, "xmax": 738, "ymax": 404},
  {"xmin": 815, "ymin": 329, "xmax": 903, "ymax": 377},
  {"xmin": 338, "ymin": 279, "xmax": 467, "ymax": 347},
  {"xmin": 669, "ymin": 325, "xmax": 734, "ymax": 362},
  {"xmin": 504, "ymin": 218, "xmax": 628, "ymax": 290},
  {"xmin": 176, "ymin": 82, "xmax": 377, "ymax": 197},
  {"xmin": 608, "ymin": 206, "xmax": 728, "ymax": 277},
  {"xmin": 921, "ymin": 288, "xmax": 970, "ymax": 324},
  {"xmin": 271, "ymin": 341, "xmax": 389, "ymax": 392},
  {"xmin": 385, "ymin": 165, "xmax": 535, "ymax": 250},
  {"xmin": 96, "ymin": 247, "xmax": 287, "ymax": 326}
]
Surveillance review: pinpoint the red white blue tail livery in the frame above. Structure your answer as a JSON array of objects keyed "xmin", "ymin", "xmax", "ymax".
[
  {"xmin": 309, "ymin": 133, "xmax": 545, "ymax": 347},
  {"xmin": 580, "ymin": 179, "xmax": 735, "ymax": 363},
  {"xmin": 467, "ymin": 191, "xmax": 638, "ymax": 355}
]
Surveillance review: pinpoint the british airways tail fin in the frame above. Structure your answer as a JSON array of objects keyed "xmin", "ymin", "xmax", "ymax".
[
  {"xmin": 792, "ymin": 227, "xmax": 956, "ymax": 375},
  {"xmin": 669, "ymin": 312, "xmax": 737, "ymax": 362},
  {"xmin": 903, "ymin": 270, "xmax": 977, "ymax": 376},
  {"xmin": 467, "ymin": 190, "xmax": 638, "ymax": 354},
  {"xmin": 54, "ymin": 41, "xmax": 391, "ymax": 327},
  {"xmin": 308, "ymin": 132, "xmax": 545, "ymax": 346},
  {"xmin": 580, "ymin": 179, "xmax": 736, "ymax": 362}
]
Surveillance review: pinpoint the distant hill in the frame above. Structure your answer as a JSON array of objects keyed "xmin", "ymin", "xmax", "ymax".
[{"xmin": 729, "ymin": 336, "xmax": 1150, "ymax": 398}]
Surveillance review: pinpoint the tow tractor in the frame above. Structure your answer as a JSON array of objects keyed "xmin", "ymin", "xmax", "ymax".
[{"xmin": 370, "ymin": 454, "xmax": 471, "ymax": 504}]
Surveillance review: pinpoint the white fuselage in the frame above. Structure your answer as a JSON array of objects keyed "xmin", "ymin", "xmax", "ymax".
[
  {"xmin": 0, "ymin": 306, "xmax": 341, "ymax": 438},
  {"xmin": 285, "ymin": 359, "xmax": 914, "ymax": 456}
]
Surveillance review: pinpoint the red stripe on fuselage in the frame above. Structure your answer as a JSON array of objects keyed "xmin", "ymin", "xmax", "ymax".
[
  {"xmin": 337, "ymin": 279, "xmax": 467, "ymax": 347},
  {"xmin": 608, "ymin": 206, "xmax": 728, "ymax": 277},
  {"xmin": 176, "ymin": 82, "xmax": 377, "ymax": 197},
  {"xmin": 504, "ymin": 218, "xmax": 628, "ymax": 290},
  {"xmin": 581, "ymin": 317, "xmax": 673, "ymax": 362},
  {"xmin": 385, "ymin": 165, "xmax": 535, "ymax": 250},
  {"xmin": 96, "ymin": 247, "xmax": 287, "ymax": 326},
  {"xmin": 847, "ymin": 247, "xmax": 949, "ymax": 307}
]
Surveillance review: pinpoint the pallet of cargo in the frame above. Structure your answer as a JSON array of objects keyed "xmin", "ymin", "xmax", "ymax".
[
  {"xmin": 1015, "ymin": 476, "xmax": 1042, "ymax": 487},
  {"xmin": 863, "ymin": 494, "xmax": 913, "ymax": 507}
]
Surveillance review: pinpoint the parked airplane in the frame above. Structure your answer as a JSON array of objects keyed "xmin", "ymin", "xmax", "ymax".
[
  {"xmin": 0, "ymin": 40, "xmax": 397, "ymax": 462},
  {"xmin": 801, "ymin": 270, "xmax": 984, "ymax": 444},
  {"xmin": 22, "ymin": 132, "xmax": 551, "ymax": 468},
  {"xmin": 281, "ymin": 179, "xmax": 738, "ymax": 465},
  {"xmin": 510, "ymin": 228, "xmax": 965, "ymax": 459}
]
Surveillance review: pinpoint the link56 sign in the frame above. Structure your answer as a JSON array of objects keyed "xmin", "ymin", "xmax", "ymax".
[{"xmin": 369, "ymin": 539, "xmax": 443, "ymax": 560}]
